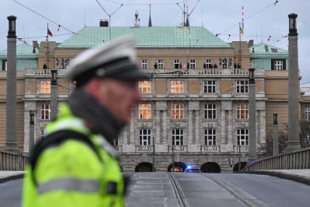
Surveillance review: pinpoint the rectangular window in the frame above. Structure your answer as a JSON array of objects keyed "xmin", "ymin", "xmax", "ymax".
[
  {"xmin": 205, "ymin": 129, "xmax": 216, "ymax": 145},
  {"xmin": 139, "ymin": 104, "xmax": 151, "ymax": 119},
  {"xmin": 204, "ymin": 104, "xmax": 217, "ymax": 119},
  {"xmin": 141, "ymin": 59, "xmax": 148, "ymax": 69},
  {"xmin": 139, "ymin": 81, "xmax": 151, "ymax": 93},
  {"xmin": 40, "ymin": 81, "xmax": 51, "ymax": 93},
  {"xmin": 203, "ymin": 80, "xmax": 216, "ymax": 93},
  {"xmin": 41, "ymin": 104, "xmax": 50, "ymax": 120},
  {"xmin": 113, "ymin": 138, "xmax": 119, "ymax": 146},
  {"xmin": 236, "ymin": 103, "xmax": 249, "ymax": 119},
  {"xmin": 171, "ymin": 104, "xmax": 184, "ymax": 119},
  {"xmin": 306, "ymin": 106, "xmax": 310, "ymax": 121},
  {"xmin": 139, "ymin": 129, "xmax": 151, "ymax": 145},
  {"xmin": 206, "ymin": 59, "xmax": 212, "ymax": 69},
  {"xmin": 41, "ymin": 128, "xmax": 45, "ymax": 138},
  {"xmin": 237, "ymin": 129, "xmax": 249, "ymax": 145},
  {"xmin": 172, "ymin": 129, "xmax": 183, "ymax": 145},
  {"xmin": 2, "ymin": 60, "xmax": 7, "ymax": 71},
  {"xmin": 157, "ymin": 59, "xmax": 164, "ymax": 69},
  {"xmin": 272, "ymin": 59, "xmax": 286, "ymax": 70},
  {"xmin": 174, "ymin": 59, "xmax": 181, "ymax": 69},
  {"xmin": 171, "ymin": 81, "xmax": 184, "ymax": 93},
  {"xmin": 190, "ymin": 59, "xmax": 196, "ymax": 69},
  {"xmin": 274, "ymin": 60, "xmax": 283, "ymax": 70},
  {"xmin": 236, "ymin": 81, "xmax": 248, "ymax": 93}
]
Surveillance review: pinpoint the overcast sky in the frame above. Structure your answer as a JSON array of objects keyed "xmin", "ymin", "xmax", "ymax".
[{"xmin": 1, "ymin": 0, "xmax": 309, "ymax": 83}]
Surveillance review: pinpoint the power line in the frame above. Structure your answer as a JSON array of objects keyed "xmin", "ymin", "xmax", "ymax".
[{"xmin": 103, "ymin": 0, "xmax": 189, "ymax": 6}]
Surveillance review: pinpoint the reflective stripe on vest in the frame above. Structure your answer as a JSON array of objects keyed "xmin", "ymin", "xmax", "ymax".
[
  {"xmin": 38, "ymin": 178, "xmax": 100, "ymax": 195},
  {"xmin": 45, "ymin": 119, "xmax": 86, "ymax": 136}
]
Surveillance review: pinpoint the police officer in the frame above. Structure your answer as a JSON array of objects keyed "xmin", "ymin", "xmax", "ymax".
[{"xmin": 22, "ymin": 36, "xmax": 149, "ymax": 207}]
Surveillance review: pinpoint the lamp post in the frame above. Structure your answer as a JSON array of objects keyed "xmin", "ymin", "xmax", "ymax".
[
  {"xmin": 51, "ymin": 70, "xmax": 58, "ymax": 120},
  {"xmin": 29, "ymin": 111, "xmax": 35, "ymax": 154},
  {"xmin": 248, "ymin": 68, "xmax": 257, "ymax": 162},
  {"xmin": 152, "ymin": 137, "xmax": 155, "ymax": 172},
  {"xmin": 5, "ymin": 15, "xmax": 18, "ymax": 152},
  {"xmin": 172, "ymin": 143, "xmax": 175, "ymax": 172},
  {"xmin": 287, "ymin": 13, "xmax": 301, "ymax": 152},
  {"xmin": 273, "ymin": 114, "xmax": 279, "ymax": 156}
]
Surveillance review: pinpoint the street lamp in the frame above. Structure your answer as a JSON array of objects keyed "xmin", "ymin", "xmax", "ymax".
[
  {"xmin": 273, "ymin": 114, "xmax": 279, "ymax": 156},
  {"xmin": 248, "ymin": 68, "xmax": 257, "ymax": 162},
  {"xmin": 7, "ymin": 15, "xmax": 17, "ymax": 38},
  {"xmin": 51, "ymin": 70, "xmax": 58, "ymax": 120},
  {"xmin": 51, "ymin": 70, "xmax": 58, "ymax": 85},
  {"xmin": 248, "ymin": 68, "xmax": 255, "ymax": 84},
  {"xmin": 288, "ymin": 13, "xmax": 298, "ymax": 36},
  {"xmin": 29, "ymin": 110, "xmax": 35, "ymax": 153}
]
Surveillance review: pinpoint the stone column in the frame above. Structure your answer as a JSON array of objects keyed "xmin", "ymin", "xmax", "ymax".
[
  {"xmin": 248, "ymin": 68, "xmax": 257, "ymax": 162},
  {"xmin": 130, "ymin": 111, "xmax": 135, "ymax": 145},
  {"xmin": 221, "ymin": 110, "xmax": 226, "ymax": 145},
  {"xmin": 287, "ymin": 13, "xmax": 301, "ymax": 152},
  {"xmin": 188, "ymin": 110, "xmax": 193, "ymax": 144},
  {"xmin": 5, "ymin": 15, "xmax": 18, "ymax": 152},
  {"xmin": 163, "ymin": 110, "xmax": 167, "ymax": 144},
  {"xmin": 156, "ymin": 110, "xmax": 160, "ymax": 144},
  {"xmin": 195, "ymin": 110, "xmax": 200, "ymax": 145},
  {"xmin": 228, "ymin": 111, "xmax": 233, "ymax": 145}
]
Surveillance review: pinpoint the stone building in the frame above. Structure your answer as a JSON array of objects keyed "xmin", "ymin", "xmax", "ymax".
[{"xmin": 0, "ymin": 24, "xmax": 303, "ymax": 172}]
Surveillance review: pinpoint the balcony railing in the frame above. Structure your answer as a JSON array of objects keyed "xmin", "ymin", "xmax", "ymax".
[
  {"xmin": 0, "ymin": 150, "xmax": 29, "ymax": 171},
  {"xmin": 233, "ymin": 145, "xmax": 249, "ymax": 153},
  {"xmin": 200, "ymin": 145, "xmax": 221, "ymax": 153},
  {"xmin": 135, "ymin": 145, "xmax": 153, "ymax": 152},
  {"xmin": 168, "ymin": 145, "xmax": 188, "ymax": 152}
]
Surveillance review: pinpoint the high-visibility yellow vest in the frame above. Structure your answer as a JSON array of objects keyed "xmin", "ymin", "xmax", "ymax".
[{"xmin": 22, "ymin": 103, "xmax": 125, "ymax": 207}]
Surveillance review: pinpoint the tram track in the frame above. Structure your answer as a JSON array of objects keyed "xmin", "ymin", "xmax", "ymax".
[
  {"xmin": 167, "ymin": 172, "xmax": 190, "ymax": 207},
  {"xmin": 202, "ymin": 174, "xmax": 270, "ymax": 207}
]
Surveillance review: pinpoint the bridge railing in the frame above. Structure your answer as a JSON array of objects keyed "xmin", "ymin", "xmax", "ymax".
[
  {"xmin": 243, "ymin": 147, "xmax": 310, "ymax": 171},
  {"xmin": 0, "ymin": 151, "xmax": 29, "ymax": 171}
]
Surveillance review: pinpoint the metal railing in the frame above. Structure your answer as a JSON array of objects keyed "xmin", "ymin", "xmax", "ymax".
[
  {"xmin": 0, "ymin": 150, "xmax": 29, "ymax": 171},
  {"xmin": 243, "ymin": 147, "xmax": 310, "ymax": 171}
]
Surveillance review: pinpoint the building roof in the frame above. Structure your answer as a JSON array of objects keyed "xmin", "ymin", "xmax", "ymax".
[
  {"xmin": 57, "ymin": 26, "xmax": 231, "ymax": 49},
  {"xmin": 249, "ymin": 42, "xmax": 288, "ymax": 58},
  {"xmin": 0, "ymin": 43, "xmax": 38, "ymax": 58}
]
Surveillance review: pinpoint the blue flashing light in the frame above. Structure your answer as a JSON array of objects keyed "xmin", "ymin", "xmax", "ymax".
[{"xmin": 186, "ymin": 165, "xmax": 192, "ymax": 169}]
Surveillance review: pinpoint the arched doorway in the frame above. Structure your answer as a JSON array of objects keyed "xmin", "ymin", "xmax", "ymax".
[
  {"xmin": 233, "ymin": 162, "xmax": 247, "ymax": 172},
  {"xmin": 168, "ymin": 162, "xmax": 186, "ymax": 172},
  {"xmin": 201, "ymin": 162, "xmax": 221, "ymax": 173},
  {"xmin": 135, "ymin": 162, "xmax": 153, "ymax": 172}
]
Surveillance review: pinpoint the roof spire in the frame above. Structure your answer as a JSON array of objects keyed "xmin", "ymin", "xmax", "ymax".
[
  {"xmin": 148, "ymin": 4, "xmax": 152, "ymax": 27},
  {"xmin": 185, "ymin": 5, "xmax": 190, "ymax": 27}
]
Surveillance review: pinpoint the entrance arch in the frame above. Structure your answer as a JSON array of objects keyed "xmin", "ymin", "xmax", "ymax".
[
  {"xmin": 168, "ymin": 162, "xmax": 186, "ymax": 172},
  {"xmin": 233, "ymin": 162, "xmax": 247, "ymax": 172},
  {"xmin": 135, "ymin": 162, "xmax": 153, "ymax": 172},
  {"xmin": 201, "ymin": 162, "xmax": 221, "ymax": 173}
]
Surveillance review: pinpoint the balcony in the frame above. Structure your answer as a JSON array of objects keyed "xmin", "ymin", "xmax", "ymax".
[
  {"xmin": 135, "ymin": 145, "xmax": 153, "ymax": 153},
  {"xmin": 233, "ymin": 145, "xmax": 249, "ymax": 153},
  {"xmin": 200, "ymin": 145, "xmax": 221, "ymax": 153},
  {"xmin": 168, "ymin": 145, "xmax": 188, "ymax": 153}
]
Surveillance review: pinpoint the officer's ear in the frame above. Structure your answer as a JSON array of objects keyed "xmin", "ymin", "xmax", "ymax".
[{"xmin": 84, "ymin": 78, "xmax": 103, "ymax": 95}]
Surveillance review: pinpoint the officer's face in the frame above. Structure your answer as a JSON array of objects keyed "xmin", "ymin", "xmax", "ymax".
[{"xmin": 91, "ymin": 78, "xmax": 142, "ymax": 124}]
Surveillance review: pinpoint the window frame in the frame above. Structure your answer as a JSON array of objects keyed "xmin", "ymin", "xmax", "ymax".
[
  {"xmin": 203, "ymin": 80, "xmax": 216, "ymax": 93},
  {"xmin": 189, "ymin": 59, "xmax": 196, "ymax": 69},
  {"xmin": 157, "ymin": 59, "xmax": 164, "ymax": 69},
  {"xmin": 205, "ymin": 128, "xmax": 216, "ymax": 145},
  {"xmin": 204, "ymin": 104, "xmax": 217, "ymax": 120},
  {"xmin": 306, "ymin": 106, "xmax": 310, "ymax": 121},
  {"xmin": 236, "ymin": 103, "xmax": 249, "ymax": 119},
  {"xmin": 40, "ymin": 81, "xmax": 51, "ymax": 93},
  {"xmin": 141, "ymin": 59, "xmax": 148, "ymax": 69},
  {"xmin": 172, "ymin": 129, "xmax": 183, "ymax": 146},
  {"xmin": 139, "ymin": 129, "xmax": 151, "ymax": 146},
  {"xmin": 139, "ymin": 104, "xmax": 152, "ymax": 119},
  {"xmin": 171, "ymin": 80, "xmax": 184, "ymax": 93},
  {"xmin": 236, "ymin": 80, "xmax": 249, "ymax": 94},
  {"xmin": 237, "ymin": 128, "xmax": 249, "ymax": 145},
  {"xmin": 171, "ymin": 104, "xmax": 184, "ymax": 119},
  {"xmin": 41, "ymin": 104, "xmax": 51, "ymax": 120},
  {"xmin": 206, "ymin": 59, "xmax": 212, "ymax": 68},
  {"xmin": 139, "ymin": 81, "xmax": 151, "ymax": 94}
]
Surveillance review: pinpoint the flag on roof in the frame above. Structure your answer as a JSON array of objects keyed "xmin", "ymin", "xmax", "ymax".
[
  {"xmin": 239, "ymin": 27, "xmax": 244, "ymax": 34},
  {"xmin": 47, "ymin": 24, "xmax": 53, "ymax": 37}
]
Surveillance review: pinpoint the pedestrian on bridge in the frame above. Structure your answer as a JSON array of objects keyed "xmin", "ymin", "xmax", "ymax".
[{"xmin": 22, "ymin": 36, "xmax": 149, "ymax": 207}]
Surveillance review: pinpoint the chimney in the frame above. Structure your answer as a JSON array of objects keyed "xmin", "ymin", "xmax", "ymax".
[{"xmin": 100, "ymin": 20, "xmax": 109, "ymax": 27}]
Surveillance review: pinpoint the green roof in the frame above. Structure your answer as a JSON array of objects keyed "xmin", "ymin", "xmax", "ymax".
[
  {"xmin": 58, "ymin": 26, "xmax": 231, "ymax": 48},
  {"xmin": 249, "ymin": 42, "xmax": 288, "ymax": 58},
  {"xmin": 0, "ymin": 43, "xmax": 38, "ymax": 58}
]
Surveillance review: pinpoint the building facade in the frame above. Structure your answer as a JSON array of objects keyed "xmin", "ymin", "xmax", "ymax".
[{"xmin": 0, "ymin": 25, "xmax": 303, "ymax": 172}]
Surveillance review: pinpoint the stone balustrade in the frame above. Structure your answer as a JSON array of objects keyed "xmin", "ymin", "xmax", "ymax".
[
  {"xmin": 0, "ymin": 150, "xmax": 29, "ymax": 171},
  {"xmin": 244, "ymin": 147, "xmax": 310, "ymax": 171}
]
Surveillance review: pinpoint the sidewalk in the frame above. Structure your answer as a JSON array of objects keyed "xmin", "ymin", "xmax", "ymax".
[
  {"xmin": 242, "ymin": 169, "xmax": 310, "ymax": 186},
  {"xmin": 0, "ymin": 171, "xmax": 25, "ymax": 184}
]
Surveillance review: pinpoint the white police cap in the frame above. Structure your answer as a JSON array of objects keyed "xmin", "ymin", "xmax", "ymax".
[{"xmin": 65, "ymin": 36, "xmax": 149, "ymax": 86}]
